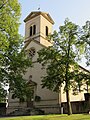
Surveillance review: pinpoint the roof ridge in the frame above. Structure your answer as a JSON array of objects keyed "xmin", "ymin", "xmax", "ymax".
[{"xmin": 24, "ymin": 11, "xmax": 54, "ymax": 24}]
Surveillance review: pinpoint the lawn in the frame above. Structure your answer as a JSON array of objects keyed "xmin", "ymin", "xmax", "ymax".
[{"xmin": 0, "ymin": 114, "xmax": 90, "ymax": 120}]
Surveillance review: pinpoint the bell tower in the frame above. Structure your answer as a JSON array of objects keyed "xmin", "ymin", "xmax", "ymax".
[{"xmin": 24, "ymin": 11, "xmax": 54, "ymax": 47}]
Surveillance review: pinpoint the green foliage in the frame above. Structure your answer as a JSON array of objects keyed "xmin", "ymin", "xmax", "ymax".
[
  {"xmin": 82, "ymin": 21, "xmax": 90, "ymax": 66},
  {"xmin": 38, "ymin": 19, "xmax": 83, "ymax": 92},
  {"xmin": 38, "ymin": 19, "xmax": 89, "ymax": 115},
  {"xmin": 0, "ymin": 0, "xmax": 32, "ymax": 102},
  {"xmin": 11, "ymin": 80, "xmax": 34, "ymax": 103},
  {"xmin": 0, "ymin": 83, "xmax": 7, "ymax": 102}
]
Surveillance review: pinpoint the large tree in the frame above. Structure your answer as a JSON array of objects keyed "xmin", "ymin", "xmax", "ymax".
[
  {"xmin": 80, "ymin": 21, "xmax": 90, "ymax": 92},
  {"xmin": 0, "ymin": 0, "xmax": 32, "ymax": 101},
  {"xmin": 37, "ymin": 19, "xmax": 86, "ymax": 115},
  {"xmin": 82, "ymin": 21, "xmax": 90, "ymax": 67}
]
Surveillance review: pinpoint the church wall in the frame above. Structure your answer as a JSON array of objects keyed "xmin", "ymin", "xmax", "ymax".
[
  {"xmin": 61, "ymin": 82, "xmax": 87, "ymax": 103},
  {"xmin": 25, "ymin": 16, "xmax": 40, "ymax": 42},
  {"xmin": 39, "ymin": 15, "xmax": 53, "ymax": 47},
  {"xmin": 40, "ymin": 36, "xmax": 52, "ymax": 47},
  {"xmin": 40, "ymin": 15, "xmax": 52, "ymax": 37},
  {"xmin": 24, "ymin": 41, "xmax": 59, "ymax": 107},
  {"xmin": 24, "ymin": 40, "xmax": 41, "ymax": 61}
]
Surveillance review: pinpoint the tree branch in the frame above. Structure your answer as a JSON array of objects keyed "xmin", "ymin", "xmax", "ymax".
[{"xmin": 0, "ymin": 0, "xmax": 8, "ymax": 9}]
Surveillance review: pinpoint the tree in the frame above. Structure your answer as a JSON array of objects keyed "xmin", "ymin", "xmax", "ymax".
[
  {"xmin": 80, "ymin": 21, "xmax": 90, "ymax": 91},
  {"xmin": 38, "ymin": 19, "xmax": 85, "ymax": 115},
  {"xmin": 81, "ymin": 21, "xmax": 90, "ymax": 66},
  {"xmin": 0, "ymin": 0, "xmax": 32, "ymax": 101}
]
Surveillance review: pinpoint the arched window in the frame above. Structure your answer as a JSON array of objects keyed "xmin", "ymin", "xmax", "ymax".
[
  {"xmin": 33, "ymin": 25, "xmax": 36, "ymax": 35},
  {"xmin": 30, "ymin": 26, "xmax": 32, "ymax": 36},
  {"xmin": 30, "ymin": 25, "xmax": 36, "ymax": 36},
  {"xmin": 46, "ymin": 26, "xmax": 48, "ymax": 36}
]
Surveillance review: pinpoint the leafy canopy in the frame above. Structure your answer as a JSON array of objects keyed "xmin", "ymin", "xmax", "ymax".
[
  {"xmin": 82, "ymin": 21, "xmax": 90, "ymax": 66},
  {"xmin": 0, "ymin": 0, "xmax": 32, "ymax": 101},
  {"xmin": 38, "ymin": 19, "xmax": 89, "ymax": 115},
  {"xmin": 38, "ymin": 19, "xmax": 84, "ymax": 92}
]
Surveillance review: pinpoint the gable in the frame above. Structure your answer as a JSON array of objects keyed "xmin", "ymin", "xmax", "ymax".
[
  {"xmin": 25, "ymin": 40, "xmax": 44, "ymax": 51},
  {"xmin": 24, "ymin": 11, "xmax": 54, "ymax": 24}
]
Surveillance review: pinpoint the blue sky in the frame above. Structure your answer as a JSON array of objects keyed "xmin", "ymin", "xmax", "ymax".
[{"xmin": 19, "ymin": 0, "xmax": 90, "ymax": 36}]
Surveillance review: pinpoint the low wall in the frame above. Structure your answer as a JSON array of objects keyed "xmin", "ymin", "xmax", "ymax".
[
  {"xmin": 62, "ymin": 100, "xmax": 90, "ymax": 114},
  {"xmin": 0, "ymin": 103, "xmax": 6, "ymax": 116}
]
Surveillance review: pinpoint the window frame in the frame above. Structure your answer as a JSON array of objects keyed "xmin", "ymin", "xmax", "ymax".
[
  {"xmin": 30, "ymin": 25, "xmax": 36, "ymax": 36},
  {"xmin": 46, "ymin": 26, "xmax": 48, "ymax": 36},
  {"xmin": 30, "ymin": 26, "xmax": 32, "ymax": 36},
  {"xmin": 33, "ymin": 25, "xmax": 36, "ymax": 35}
]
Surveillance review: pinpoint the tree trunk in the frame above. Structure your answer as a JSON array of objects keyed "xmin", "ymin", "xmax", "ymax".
[
  {"xmin": 65, "ymin": 32, "xmax": 72, "ymax": 115},
  {"xmin": 66, "ymin": 89, "xmax": 72, "ymax": 115}
]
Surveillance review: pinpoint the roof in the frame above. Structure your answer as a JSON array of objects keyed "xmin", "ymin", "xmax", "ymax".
[
  {"xmin": 24, "ymin": 11, "xmax": 54, "ymax": 24},
  {"xmin": 79, "ymin": 65, "xmax": 90, "ymax": 73},
  {"xmin": 24, "ymin": 38, "xmax": 44, "ymax": 49}
]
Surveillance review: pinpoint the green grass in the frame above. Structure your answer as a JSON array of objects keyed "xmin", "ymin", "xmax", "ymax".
[{"xmin": 0, "ymin": 114, "xmax": 90, "ymax": 120}]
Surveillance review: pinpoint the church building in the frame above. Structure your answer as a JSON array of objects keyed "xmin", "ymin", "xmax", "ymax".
[{"xmin": 7, "ymin": 11, "xmax": 90, "ymax": 115}]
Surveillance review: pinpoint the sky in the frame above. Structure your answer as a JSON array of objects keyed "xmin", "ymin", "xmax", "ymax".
[
  {"xmin": 19, "ymin": 0, "xmax": 90, "ymax": 36},
  {"xmin": 18, "ymin": 0, "xmax": 90, "ymax": 69}
]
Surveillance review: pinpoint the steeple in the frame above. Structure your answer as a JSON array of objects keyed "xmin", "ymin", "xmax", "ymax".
[{"xmin": 24, "ymin": 11, "xmax": 54, "ymax": 47}]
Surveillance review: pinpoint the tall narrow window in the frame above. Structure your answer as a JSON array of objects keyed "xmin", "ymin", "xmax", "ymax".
[
  {"xmin": 30, "ymin": 26, "xmax": 32, "ymax": 36},
  {"xmin": 33, "ymin": 25, "xmax": 36, "ymax": 35},
  {"xmin": 46, "ymin": 26, "xmax": 48, "ymax": 36}
]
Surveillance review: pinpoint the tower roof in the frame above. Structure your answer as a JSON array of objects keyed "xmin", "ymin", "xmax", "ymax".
[{"xmin": 24, "ymin": 11, "xmax": 54, "ymax": 24}]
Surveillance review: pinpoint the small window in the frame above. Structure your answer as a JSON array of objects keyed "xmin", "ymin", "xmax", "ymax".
[
  {"xmin": 30, "ymin": 26, "xmax": 32, "ymax": 36},
  {"xmin": 28, "ymin": 47, "xmax": 36, "ymax": 58},
  {"xmin": 46, "ymin": 26, "xmax": 48, "ymax": 36},
  {"xmin": 33, "ymin": 25, "xmax": 36, "ymax": 35}
]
